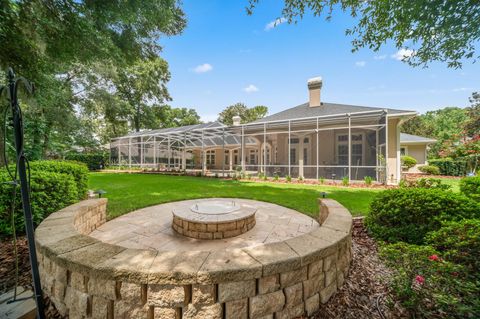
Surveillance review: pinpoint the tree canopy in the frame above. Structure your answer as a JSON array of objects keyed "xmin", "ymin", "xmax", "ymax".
[
  {"xmin": 401, "ymin": 92, "xmax": 480, "ymax": 160},
  {"xmin": 401, "ymin": 106, "xmax": 469, "ymax": 157},
  {"xmin": 247, "ymin": 0, "xmax": 480, "ymax": 68},
  {"xmin": 218, "ymin": 103, "xmax": 268, "ymax": 125},
  {"xmin": 0, "ymin": 0, "xmax": 190, "ymax": 158}
]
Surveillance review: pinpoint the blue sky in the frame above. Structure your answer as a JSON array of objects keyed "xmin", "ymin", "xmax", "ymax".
[{"xmin": 160, "ymin": 1, "xmax": 479, "ymax": 122}]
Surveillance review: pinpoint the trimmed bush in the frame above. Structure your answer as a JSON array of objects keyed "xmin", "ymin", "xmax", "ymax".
[
  {"xmin": 418, "ymin": 165, "xmax": 440, "ymax": 175},
  {"xmin": 426, "ymin": 219, "xmax": 480, "ymax": 277},
  {"xmin": 29, "ymin": 160, "xmax": 89, "ymax": 199},
  {"xmin": 401, "ymin": 155, "xmax": 417, "ymax": 169},
  {"xmin": 459, "ymin": 176, "xmax": 480, "ymax": 201},
  {"xmin": 65, "ymin": 152, "xmax": 108, "ymax": 171},
  {"xmin": 0, "ymin": 170, "xmax": 78, "ymax": 236},
  {"xmin": 365, "ymin": 188, "xmax": 480, "ymax": 244},
  {"xmin": 429, "ymin": 158, "xmax": 468, "ymax": 176}
]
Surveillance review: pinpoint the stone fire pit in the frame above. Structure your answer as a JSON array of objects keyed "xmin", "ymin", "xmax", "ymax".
[{"xmin": 172, "ymin": 199, "xmax": 256, "ymax": 239}]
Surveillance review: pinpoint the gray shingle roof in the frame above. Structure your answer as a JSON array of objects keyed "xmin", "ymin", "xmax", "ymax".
[
  {"xmin": 250, "ymin": 102, "xmax": 415, "ymax": 124},
  {"xmin": 400, "ymin": 133, "xmax": 437, "ymax": 144}
]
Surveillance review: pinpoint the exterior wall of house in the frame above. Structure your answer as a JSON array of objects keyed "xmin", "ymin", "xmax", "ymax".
[
  {"xmin": 402, "ymin": 144, "xmax": 427, "ymax": 165},
  {"xmin": 387, "ymin": 118, "xmax": 400, "ymax": 184}
]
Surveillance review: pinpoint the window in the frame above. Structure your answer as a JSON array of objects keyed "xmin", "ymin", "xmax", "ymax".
[
  {"xmin": 290, "ymin": 138, "xmax": 299, "ymax": 144},
  {"xmin": 224, "ymin": 150, "xmax": 229, "ymax": 165},
  {"xmin": 336, "ymin": 134, "xmax": 363, "ymax": 165},
  {"xmin": 290, "ymin": 148, "xmax": 296, "ymax": 165},
  {"xmin": 400, "ymin": 147, "xmax": 406, "ymax": 156},
  {"xmin": 249, "ymin": 150, "xmax": 258, "ymax": 164},
  {"xmin": 303, "ymin": 148, "xmax": 308, "ymax": 164},
  {"xmin": 234, "ymin": 150, "xmax": 238, "ymax": 164},
  {"xmin": 206, "ymin": 150, "xmax": 215, "ymax": 165},
  {"xmin": 351, "ymin": 144, "xmax": 363, "ymax": 166},
  {"xmin": 303, "ymin": 137, "xmax": 309, "ymax": 144},
  {"xmin": 338, "ymin": 145, "xmax": 348, "ymax": 165}
]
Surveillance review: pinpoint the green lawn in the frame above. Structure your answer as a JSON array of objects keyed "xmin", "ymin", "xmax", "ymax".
[
  {"xmin": 438, "ymin": 177, "xmax": 462, "ymax": 192},
  {"xmin": 88, "ymin": 173, "xmax": 382, "ymax": 219}
]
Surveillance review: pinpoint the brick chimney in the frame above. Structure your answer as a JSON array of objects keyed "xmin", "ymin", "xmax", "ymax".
[{"xmin": 307, "ymin": 77, "xmax": 322, "ymax": 107}]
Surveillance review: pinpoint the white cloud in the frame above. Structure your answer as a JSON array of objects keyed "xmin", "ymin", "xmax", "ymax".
[
  {"xmin": 192, "ymin": 63, "xmax": 213, "ymax": 73},
  {"xmin": 243, "ymin": 84, "xmax": 259, "ymax": 93},
  {"xmin": 391, "ymin": 48, "xmax": 415, "ymax": 61},
  {"xmin": 453, "ymin": 87, "xmax": 473, "ymax": 92},
  {"xmin": 265, "ymin": 17, "xmax": 286, "ymax": 31},
  {"xmin": 374, "ymin": 55, "xmax": 387, "ymax": 60},
  {"xmin": 355, "ymin": 61, "xmax": 366, "ymax": 67}
]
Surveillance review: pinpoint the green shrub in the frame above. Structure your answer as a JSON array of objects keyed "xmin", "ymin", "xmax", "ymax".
[
  {"xmin": 319, "ymin": 177, "xmax": 325, "ymax": 184},
  {"xmin": 273, "ymin": 173, "xmax": 279, "ymax": 181},
  {"xmin": 426, "ymin": 219, "xmax": 480, "ymax": 277},
  {"xmin": 381, "ymin": 242, "xmax": 480, "ymax": 318},
  {"xmin": 418, "ymin": 165, "xmax": 440, "ymax": 175},
  {"xmin": 342, "ymin": 176, "xmax": 349, "ymax": 186},
  {"xmin": 459, "ymin": 176, "xmax": 480, "ymax": 201},
  {"xmin": 64, "ymin": 152, "xmax": 108, "ymax": 171},
  {"xmin": 429, "ymin": 158, "xmax": 469, "ymax": 176},
  {"xmin": 364, "ymin": 176, "xmax": 373, "ymax": 186},
  {"xmin": 286, "ymin": 175, "xmax": 291, "ymax": 182},
  {"xmin": 29, "ymin": 161, "xmax": 89, "ymax": 199},
  {"xmin": 365, "ymin": 188, "xmax": 480, "ymax": 244},
  {"xmin": 298, "ymin": 176, "xmax": 304, "ymax": 182},
  {"xmin": 399, "ymin": 178, "xmax": 451, "ymax": 190},
  {"xmin": 401, "ymin": 155, "xmax": 417, "ymax": 169},
  {"xmin": 0, "ymin": 170, "xmax": 78, "ymax": 236}
]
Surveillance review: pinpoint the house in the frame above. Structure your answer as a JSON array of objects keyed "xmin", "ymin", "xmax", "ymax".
[
  {"xmin": 400, "ymin": 133, "xmax": 437, "ymax": 169},
  {"xmin": 110, "ymin": 77, "xmax": 418, "ymax": 184}
]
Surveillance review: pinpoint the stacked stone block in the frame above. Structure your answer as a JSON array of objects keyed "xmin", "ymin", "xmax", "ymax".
[
  {"xmin": 172, "ymin": 214, "xmax": 256, "ymax": 240},
  {"xmin": 36, "ymin": 198, "xmax": 352, "ymax": 319}
]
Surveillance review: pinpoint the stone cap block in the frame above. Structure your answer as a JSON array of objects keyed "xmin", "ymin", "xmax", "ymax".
[
  {"xmin": 285, "ymin": 233, "xmax": 336, "ymax": 265},
  {"xmin": 243, "ymin": 242, "xmax": 301, "ymax": 276},
  {"xmin": 148, "ymin": 251, "xmax": 210, "ymax": 285},
  {"xmin": 197, "ymin": 248, "xmax": 262, "ymax": 284},
  {"xmin": 97, "ymin": 248, "xmax": 157, "ymax": 283},
  {"xmin": 56, "ymin": 242, "xmax": 126, "ymax": 276}
]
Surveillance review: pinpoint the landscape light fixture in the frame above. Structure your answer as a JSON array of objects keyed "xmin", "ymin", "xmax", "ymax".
[{"xmin": 95, "ymin": 189, "xmax": 107, "ymax": 198}]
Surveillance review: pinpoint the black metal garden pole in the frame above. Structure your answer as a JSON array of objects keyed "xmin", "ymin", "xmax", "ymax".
[{"xmin": 6, "ymin": 68, "xmax": 46, "ymax": 319}]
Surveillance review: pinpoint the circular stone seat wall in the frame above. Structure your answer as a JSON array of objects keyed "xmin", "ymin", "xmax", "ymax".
[{"xmin": 35, "ymin": 198, "xmax": 352, "ymax": 319}]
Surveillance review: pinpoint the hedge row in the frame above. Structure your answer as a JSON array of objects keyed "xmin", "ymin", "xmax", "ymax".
[
  {"xmin": 429, "ymin": 158, "xmax": 469, "ymax": 176},
  {"xmin": 64, "ymin": 152, "xmax": 108, "ymax": 171},
  {"xmin": 0, "ymin": 160, "xmax": 88, "ymax": 236},
  {"xmin": 365, "ymin": 188, "xmax": 480, "ymax": 244}
]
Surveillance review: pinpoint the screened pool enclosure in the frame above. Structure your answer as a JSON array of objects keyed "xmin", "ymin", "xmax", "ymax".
[{"xmin": 110, "ymin": 110, "xmax": 388, "ymax": 182}]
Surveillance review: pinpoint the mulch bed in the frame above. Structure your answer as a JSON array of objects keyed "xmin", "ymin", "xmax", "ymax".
[
  {"xmin": 313, "ymin": 218, "xmax": 408, "ymax": 319},
  {"xmin": 1, "ymin": 220, "xmax": 406, "ymax": 319},
  {"xmin": 0, "ymin": 236, "xmax": 62, "ymax": 318}
]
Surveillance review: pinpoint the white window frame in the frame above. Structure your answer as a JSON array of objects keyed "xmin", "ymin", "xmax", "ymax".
[{"xmin": 335, "ymin": 132, "xmax": 365, "ymax": 166}]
